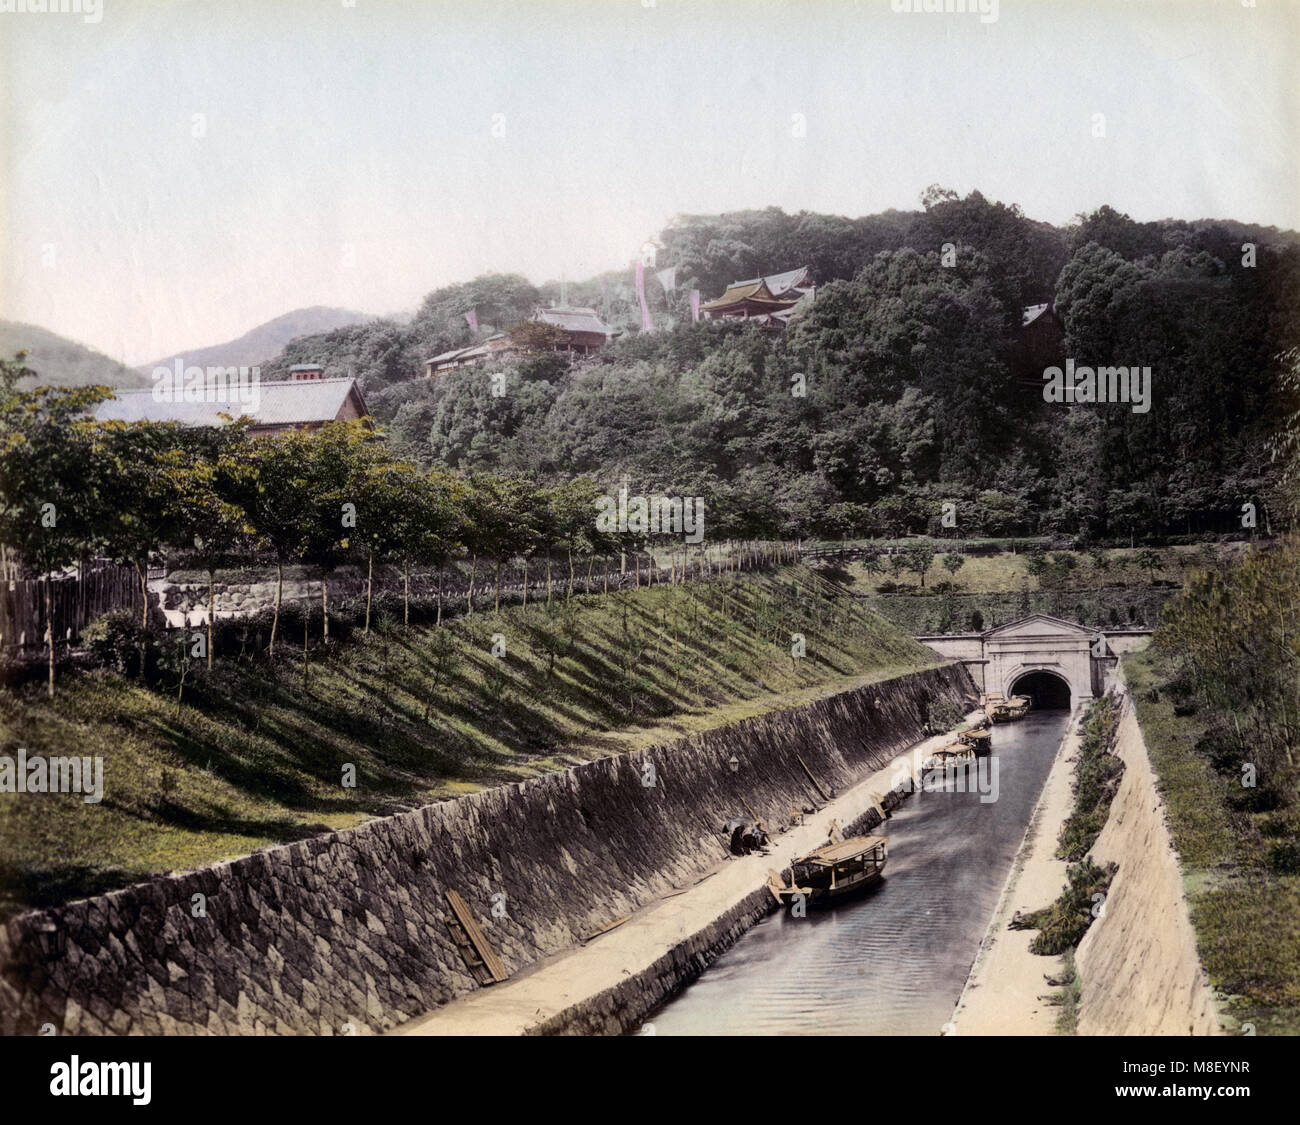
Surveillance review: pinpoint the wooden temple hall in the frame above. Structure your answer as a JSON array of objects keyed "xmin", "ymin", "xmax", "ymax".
[{"xmin": 700, "ymin": 266, "xmax": 814, "ymax": 328}]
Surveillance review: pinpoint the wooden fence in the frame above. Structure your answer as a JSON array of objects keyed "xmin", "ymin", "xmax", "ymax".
[{"xmin": 0, "ymin": 563, "xmax": 142, "ymax": 650}]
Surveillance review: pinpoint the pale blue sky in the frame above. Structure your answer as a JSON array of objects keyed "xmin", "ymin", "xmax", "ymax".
[{"xmin": 1, "ymin": 0, "xmax": 1296, "ymax": 365}]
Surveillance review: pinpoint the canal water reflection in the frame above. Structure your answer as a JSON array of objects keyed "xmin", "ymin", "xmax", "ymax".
[{"xmin": 647, "ymin": 710, "xmax": 1071, "ymax": 1036}]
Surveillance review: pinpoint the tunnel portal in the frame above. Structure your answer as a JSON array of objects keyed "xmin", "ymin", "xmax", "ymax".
[{"xmin": 1009, "ymin": 670, "xmax": 1072, "ymax": 710}]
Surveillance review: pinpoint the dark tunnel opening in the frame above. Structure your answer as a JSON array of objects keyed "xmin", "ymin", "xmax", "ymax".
[{"xmin": 1009, "ymin": 671, "xmax": 1071, "ymax": 710}]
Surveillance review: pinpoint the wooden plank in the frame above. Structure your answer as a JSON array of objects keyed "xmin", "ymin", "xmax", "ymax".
[
  {"xmin": 443, "ymin": 917, "xmax": 495, "ymax": 986},
  {"xmin": 795, "ymin": 754, "xmax": 833, "ymax": 802},
  {"xmin": 581, "ymin": 914, "xmax": 630, "ymax": 943},
  {"xmin": 765, "ymin": 869, "xmax": 787, "ymax": 905},
  {"xmin": 445, "ymin": 890, "xmax": 508, "ymax": 983}
]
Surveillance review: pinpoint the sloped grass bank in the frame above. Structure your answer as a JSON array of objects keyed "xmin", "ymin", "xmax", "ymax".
[
  {"xmin": 863, "ymin": 588, "xmax": 1173, "ymax": 634},
  {"xmin": 1126, "ymin": 648, "xmax": 1300, "ymax": 1035},
  {"xmin": 0, "ymin": 566, "xmax": 938, "ymax": 918}
]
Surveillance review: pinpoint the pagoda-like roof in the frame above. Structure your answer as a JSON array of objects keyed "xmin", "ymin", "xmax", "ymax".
[
  {"xmin": 753, "ymin": 265, "xmax": 813, "ymax": 298},
  {"xmin": 700, "ymin": 278, "xmax": 799, "ymax": 313}
]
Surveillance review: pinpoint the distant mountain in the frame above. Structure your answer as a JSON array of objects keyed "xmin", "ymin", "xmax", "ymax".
[
  {"xmin": 140, "ymin": 306, "xmax": 374, "ymax": 374},
  {"xmin": 0, "ymin": 320, "xmax": 147, "ymax": 389}
]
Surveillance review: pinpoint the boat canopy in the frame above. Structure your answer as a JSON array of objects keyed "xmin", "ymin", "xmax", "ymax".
[{"xmin": 800, "ymin": 836, "xmax": 887, "ymax": 867}]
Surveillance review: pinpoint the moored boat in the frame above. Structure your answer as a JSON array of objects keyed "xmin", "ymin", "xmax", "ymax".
[
  {"xmin": 988, "ymin": 693, "xmax": 1032, "ymax": 723},
  {"xmin": 956, "ymin": 727, "xmax": 992, "ymax": 754},
  {"xmin": 926, "ymin": 741, "xmax": 976, "ymax": 769},
  {"xmin": 768, "ymin": 834, "xmax": 887, "ymax": 908}
]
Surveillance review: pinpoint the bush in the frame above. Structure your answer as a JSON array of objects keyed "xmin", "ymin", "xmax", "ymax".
[
  {"xmin": 1012, "ymin": 859, "xmax": 1118, "ymax": 955},
  {"xmin": 1266, "ymin": 841, "xmax": 1300, "ymax": 875},
  {"xmin": 82, "ymin": 612, "xmax": 164, "ymax": 680}
]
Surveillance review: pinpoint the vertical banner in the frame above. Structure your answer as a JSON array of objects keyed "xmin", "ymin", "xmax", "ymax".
[
  {"xmin": 635, "ymin": 260, "xmax": 654, "ymax": 332},
  {"xmin": 464, "ymin": 309, "xmax": 479, "ymax": 333},
  {"xmin": 690, "ymin": 289, "xmax": 701, "ymax": 323}
]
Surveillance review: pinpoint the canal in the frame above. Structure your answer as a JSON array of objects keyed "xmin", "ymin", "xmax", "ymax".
[{"xmin": 647, "ymin": 709, "xmax": 1072, "ymax": 1035}]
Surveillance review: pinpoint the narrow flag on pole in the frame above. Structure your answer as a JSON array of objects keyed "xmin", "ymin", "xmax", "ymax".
[
  {"xmin": 464, "ymin": 309, "xmax": 479, "ymax": 333},
  {"xmin": 690, "ymin": 289, "xmax": 701, "ymax": 323},
  {"xmin": 635, "ymin": 260, "xmax": 654, "ymax": 332}
]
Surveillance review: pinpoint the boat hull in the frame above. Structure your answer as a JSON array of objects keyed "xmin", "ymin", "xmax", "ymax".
[{"xmin": 777, "ymin": 868, "xmax": 883, "ymax": 908}]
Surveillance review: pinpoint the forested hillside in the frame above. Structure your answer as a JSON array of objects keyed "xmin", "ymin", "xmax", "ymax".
[
  {"xmin": 0, "ymin": 321, "xmax": 146, "ymax": 390},
  {"xmin": 245, "ymin": 191, "xmax": 1300, "ymax": 541},
  {"xmin": 141, "ymin": 305, "xmax": 373, "ymax": 374}
]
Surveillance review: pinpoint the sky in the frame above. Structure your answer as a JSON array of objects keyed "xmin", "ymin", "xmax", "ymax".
[{"xmin": 1, "ymin": 0, "xmax": 1296, "ymax": 366}]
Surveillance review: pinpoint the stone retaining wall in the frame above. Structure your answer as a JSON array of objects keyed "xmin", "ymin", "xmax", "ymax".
[
  {"xmin": 0, "ymin": 663, "xmax": 970, "ymax": 1036},
  {"xmin": 528, "ymin": 790, "xmax": 909, "ymax": 1036}
]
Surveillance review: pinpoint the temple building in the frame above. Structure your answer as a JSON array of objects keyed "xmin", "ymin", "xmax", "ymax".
[
  {"xmin": 700, "ymin": 266, "xmax": 814, "ymax": 328},
  {"xmin": 1015, "ymin": 302, "xmax": 1066, "ymax": 384},
  {"xmin": 90, "ymin": 376, "xmax": 372, "ymax": 437},
  {"xmin": 532, "ymin": 306, "xmax": 614, "ymax": 354},
  {"xmin": 426, "ymin": 306, "xmax": 615, "ymax": 376}
]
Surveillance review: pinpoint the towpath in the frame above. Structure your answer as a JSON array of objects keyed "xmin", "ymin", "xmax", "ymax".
[{"xmin": 393, "ymin": 716, "xmax": 979, "ymax": 1036}]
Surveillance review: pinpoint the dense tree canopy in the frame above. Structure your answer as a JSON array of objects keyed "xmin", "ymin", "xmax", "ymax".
[
  {"xmin": 19, "ymin": 192, "xmax": 1295, "ymax": 547},
  {"xmin": 322, "ymin": 194, "xmax": 1296, "ymax": 541}
]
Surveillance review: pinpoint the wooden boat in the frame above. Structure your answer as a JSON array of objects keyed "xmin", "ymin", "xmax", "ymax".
[
  {"xmin": 926, "ymin": 741, "xmax": 976, "ymax": 770},
  {"xmin": 988, "ymin": 693, "xmax": 1032, "ymax": 723},
  {"xmin": 768, "ymin": 835, "xmax": 887, "ymax": 908},
  {"xmin": 956, "ymin": 727, "xmax": 992, "ymax": 754}
]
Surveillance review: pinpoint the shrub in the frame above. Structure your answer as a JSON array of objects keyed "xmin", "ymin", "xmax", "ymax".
[
  {"xmin": 82, "ymin": 612, "xmax": 164, "ymax": 680},
  {"xmin": 1057, "ymin": 696, "xmax": 1125, "ymax": 861},
  {"xmin": 1266, "ymin": 841, "xmax": 1300, "ymax": 875},
  {"xmin": 1012, "ymin": 859, "xmax": 1118, "ymax": 955}
]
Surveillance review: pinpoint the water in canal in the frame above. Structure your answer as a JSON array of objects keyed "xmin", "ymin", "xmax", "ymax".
[{"xmin": 647, "ymin": 710, "xmax": 1071, "ymax": 1035}]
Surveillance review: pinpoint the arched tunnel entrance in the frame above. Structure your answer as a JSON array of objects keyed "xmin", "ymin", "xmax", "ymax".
[{"xmin": 1009, "ymin": 670, "xmax": 1072, "ymax": 710}]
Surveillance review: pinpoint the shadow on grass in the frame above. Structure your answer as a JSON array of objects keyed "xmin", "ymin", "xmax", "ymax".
[{"xmin": 0, "ymin": 862, "xmax": 141, "ymax": 920}]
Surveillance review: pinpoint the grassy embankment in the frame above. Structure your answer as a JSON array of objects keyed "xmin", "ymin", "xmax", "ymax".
[
  {"xmin": 0, "ymin": 565, "xmax": 940, "ymax": 918},
  {"xmin": 831, "ymin": 544, "xmax": 1252, "ymax": 633},
  {"xmin": 1125, "ymin": 646, "xmax": 1300, "ymax": 1035}
]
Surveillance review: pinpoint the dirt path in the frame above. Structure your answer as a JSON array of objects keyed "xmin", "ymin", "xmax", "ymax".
[{"xmin": 949, "ymin": 710, "xmax": 1080, "ymax": 1035}]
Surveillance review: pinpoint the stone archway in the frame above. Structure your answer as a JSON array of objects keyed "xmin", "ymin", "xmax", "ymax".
[
  {"xmin": 917, "ymin": 613, "xmax": 1154, "ymax": 703},
  {"xmin": 1008, "ymin": 668, "xmax": 1072, "ymax": 710}
]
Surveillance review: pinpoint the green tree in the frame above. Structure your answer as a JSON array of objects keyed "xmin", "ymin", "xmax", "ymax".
[
  {"xmin": 166, "ymin": 427, "xmax": 253, "ymax": 669},
  {"xmin": 1134, "ymin": 548, "xmax": 1163, "ymax": 585},
  {"xmin": 0, "ymin": 354, "xmax": 110, "ymax": 693},
  {"xmin": 903, "ymin": 541, "xmax": 936, "ymax": 588}
]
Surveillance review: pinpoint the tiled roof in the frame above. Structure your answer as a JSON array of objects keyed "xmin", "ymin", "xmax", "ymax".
[
  {"xmin": 535, "ymin": 306, "xmax": 612, "ymax": 335},
  {"xmin": 1022, "ymin": 303, "xmax": 1051, "ymax": 327},
  {"xmin": 427, "ymin": 345, "xmax": 479, "ymax": 365},
  {"xmin": 701, "ymin": 279, "xmax": 796, "ymax": 311},
  {"xmin": 720, "ymin": 267, "xmax": 812, "ymax": 299},
  {"xmin": 426, "ymin": 336, "xmax": 523, "ymax": 368},
  {"xmin": 760, "ymin": 266, "xmax": 813, "ymax": 297},
  {"xmin": 90, "ymin": 377, "xmax": 365, "ymax": 428}
]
